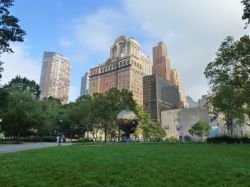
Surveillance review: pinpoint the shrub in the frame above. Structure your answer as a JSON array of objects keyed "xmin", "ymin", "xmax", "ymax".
[
  {"xmin": 206, "ymin": 136, "xmax": 250, "ymax": 144},
  {"xmin": 184, "ymin": 135, "xmax": 192, "ymax": 142},
  {"xmin": 165, "ymin": 136, "xmax": 178, "ymax": 143}
]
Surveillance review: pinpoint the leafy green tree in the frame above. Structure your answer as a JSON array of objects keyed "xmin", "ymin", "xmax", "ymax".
[
  {"xmin": 0, "ymin": 87, "xmax": 9, "ymax": 113},
  {"xmin": 38, "ymin": 97, "xmax": 62, "ymax": 137},
  {"xmin": 0, "ymin": 0, "xmax": 26, "ymax": 80},
  {"xmin": 4, "ymin": 76, "xmax": 41, "ymax": 99},
  {"xmin": 188, "ymin": 120, "xmax": 211, "ymax": 141},
  {"xmin": 2, "ymin": 91, "xmax": 44, "ymax": 142},
  {"xmin": 204, "ymin": 35, "xmax": 250, "ymax": 136},
  {"xmin": 105, "ymin": 88, "xmax": 137, "ymax": 140},
  {"xmin": 60, "ymin": 96, "xmax": 95, "ymax": 140},
  {"xmin": 141, "ymin": 122, "xmax": 166, "ymax": 142},
  {"xmin": 92, "ymin": 93, "xmax": 113, "ymax": 141},
  {"xmin": 136, "ymin": 105, "xmax": 166, "ymax": 142},
  {"xmin": 242, "ymin": 0, "xmax": 250, "ymax": 28}
]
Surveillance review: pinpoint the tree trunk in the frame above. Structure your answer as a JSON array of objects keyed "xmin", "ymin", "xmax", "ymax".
[
  {"xmin": 17, "ymin": 132, "xmax": 21, "ymax": 143},
  {"xmin": 104, "ymin": 126, "xmax": 107, "ymax": 142}
]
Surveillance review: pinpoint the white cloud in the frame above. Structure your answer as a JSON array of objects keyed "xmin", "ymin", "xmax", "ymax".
[
  {"xmin": 1, "ymin": 44, "xmax": 41, "ymax": 85},
  {"xmin": 123, "ymin": 0, "xmax": 249, "ymax": 100},
  {"xmin": 61, "ymin": 0, "xmax": 249, "ymax": 101},
  {"xmin": 71, "ymin": 8, "xmax": 127, "ymax": 53}
]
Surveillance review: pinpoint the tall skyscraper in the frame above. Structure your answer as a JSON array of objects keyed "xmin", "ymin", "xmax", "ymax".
[
  {"xmin": 170, "ymin": 69, "xmax": 188, "ymax": 108},
  {"xmin": 80, "ymin": 72, "xmax": 89, "ymax": 97},
  {"xmin": 152, "ymin": 41, "xmax": 188, "ymax": 109},
  {"xmin": 89, "ymin": 36, "xmax": 151, "ymax": 105},
  {"xmin": 152, "ymin": 42, "xmax": 171, "ymax": 81},
  {"xmin": 40, "ymin": 51, "xmax": 70, "ymax": 104}
]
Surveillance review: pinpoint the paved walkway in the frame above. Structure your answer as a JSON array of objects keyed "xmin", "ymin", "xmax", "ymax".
[{"xmin": 0, "ymin": 142, "xmax": 72, "ymax": 154}]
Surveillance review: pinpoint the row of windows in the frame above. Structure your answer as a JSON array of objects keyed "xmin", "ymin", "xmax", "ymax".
[{"xmin": 91, "ymin": 59, "xmax": 146, "ymax": 76}]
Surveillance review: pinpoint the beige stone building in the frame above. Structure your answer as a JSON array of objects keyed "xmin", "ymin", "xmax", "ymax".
[
  {"xmin": 161, "ymin": 108, "xmax": 210, "ymax": 141},
  {"xmin": 89, "ymin": 36, "xmax": 151, "ymax": 105},
  {"xmin": 170, "ymin": 69, "xmax": 188, "ymax": 108},
  {"xmin": 40, "ymin": 51, "xmax": 70, "ymax": 104}
]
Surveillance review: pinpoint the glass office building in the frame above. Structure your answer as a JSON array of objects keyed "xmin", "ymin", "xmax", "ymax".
[{"xmin": 143, "ymin": 74, "xmax": 180, "ymax": 122}]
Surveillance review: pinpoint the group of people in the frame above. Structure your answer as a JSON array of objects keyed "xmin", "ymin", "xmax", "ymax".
[{"xmin": 56, "ymin": 134, "xmax": 66, "ymax": 144}]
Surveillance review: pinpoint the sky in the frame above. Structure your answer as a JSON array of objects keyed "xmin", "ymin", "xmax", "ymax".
[{"xmin": 1, "ymin": 0, "xmax": 249, "ymax": 102}]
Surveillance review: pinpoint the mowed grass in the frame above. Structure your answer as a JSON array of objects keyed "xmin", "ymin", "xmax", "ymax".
[{"xmin": 0, "ymin": 144, "xmax": 250, "ymax": 187}]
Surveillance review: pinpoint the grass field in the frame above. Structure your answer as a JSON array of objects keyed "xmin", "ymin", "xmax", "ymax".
[{"xmin": 0, "ymin": 144, "xmax": 250, "ymax": 187}]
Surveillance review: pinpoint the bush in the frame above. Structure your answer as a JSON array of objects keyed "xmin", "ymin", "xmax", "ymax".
[
  {"xmin": 42, "ymin": 136, "xmax": 57, "ymax": 142},
  {"xmin": 76, "ymin": 137, "xmax": 94, "ymax": 142},
  {"xmin": 184, "ymin": 135, "xmax": 192, "ymax": 142},
  {"xmin": 165, "ymin": 136, "xmax": 178, "ymax": 143},
  {"xmin": 207, "ymin": 136, "xmax": 250, "ymax": 144}
]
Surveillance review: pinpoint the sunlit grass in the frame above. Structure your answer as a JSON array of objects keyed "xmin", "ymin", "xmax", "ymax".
[{"xmin": 0, "ymin": 144, "xmax": 250, "ymax": 186}]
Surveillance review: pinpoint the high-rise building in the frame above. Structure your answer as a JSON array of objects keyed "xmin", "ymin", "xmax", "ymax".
[
  {"xmin": 143, "ymin": 74, "xmax": 180, "ymax": 122},
  {"xmin": 170, "ymin": 69, "xmax": 188, "ymax": 108},
  {"xmin": 186, "ymin": 96, "xmax": 199, "ymax": 108},
  {"xmin": 89, "ymin": 36, "xmax": 151, "ymax": 105},
  {"xmin": 40, "ymin": 51, "xmax": 70, "ymax": 104},
  {"xmin": 152, "ymin": 42, "xmax": 171, "ymax": 81},
  {"xmin": 80, "ymin": 72, "xmax": 89, "ymax": 97},
  {"xmin": 198, "ymin": 95, "xmax": 207, "ymax": 109},
  {"xmin": 152, "ymin": 41, "xmax": 188, "ymax": 109}
]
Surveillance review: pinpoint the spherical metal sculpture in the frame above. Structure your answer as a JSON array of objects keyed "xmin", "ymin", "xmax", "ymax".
[{"xmin": 117, "ymin": 108, "xmax": 139, "ymax": 141}]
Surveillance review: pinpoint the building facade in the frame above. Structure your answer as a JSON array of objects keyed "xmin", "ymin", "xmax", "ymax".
[
  {"xmin": 40, "ymin": 51, "xmax": 70, "ymax": 104},
  {"xmin": 186, "ymin": 96, "xmax": 199, "ymax": 108},
  {"xmin": 80, "ymin": 72, "xmax": 89, "ymax": 97},
  {"xmin": 161, "ymin": 108, "xmax": 210, "ymax": 141},
  {"xmin": 170, "ymin": 69, "xmax": 188, "ymax": 108},
  {"xmin": 89, "ymin": 36, "xmax": 151, "ymax": 105},
  {"xmin": 198, "ymin": 95, "xmax": 207, "ymax": 109},
  {"xmin": 152, "ymin": 42, "xmax": 171, "ymax": 81},
  {"xmin": 152, "ymin": 41, "xmax": 188, "ymax": 108},
  {"xmin": 143, "ymin": 74, "xmax": 180, "ymax": 122}
]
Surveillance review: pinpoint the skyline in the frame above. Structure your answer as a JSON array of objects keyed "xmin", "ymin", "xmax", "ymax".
[{"xmin": 0, "ymin": 0, "xmax": 249, "ymax": 101}]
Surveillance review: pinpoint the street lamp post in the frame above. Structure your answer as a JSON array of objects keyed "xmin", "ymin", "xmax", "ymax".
[{"xmin": 58, "ymin": 119, "xmax": 63, "ymax": 145}]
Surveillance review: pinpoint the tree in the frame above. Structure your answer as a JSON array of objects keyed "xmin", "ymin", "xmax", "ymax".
[
  {"xmin": 0, "ymin": 0, "xmax": 26, "ymax": 80},
  {"xmin": 0, "ymin": 87, "xmax": 9, "ymax": 113},
  {"xmin": 136, "ymin": 105, "xmax": 166, "ymax": 142},
  {"xmin": 92, "ymin": 93, "xmax": 113, "ymax": 141},
  {"xmin": 105, "ymin": 88, "xmax": 137, "ymax": 140},
  {"xmin": 4, "ymin": 76, "xmax": 41, "ymax": 99},
  {"xmin": 0, "ymin": 87, "xmax": 8, "ymax": 132},
  {"xmin": 242, "ymin": 0, "xmax": 250, "ymax": 28},
  {"xmin": 38, "ymin": 97, "xmax": 62, "ymax": 137},
  {"xmin": 188, "ymin": 120, "xmax": 211, "ymax": 141},
  {"xmin": 61, "ymin": 96, "xmax": 94, "ymax": 139},
  {"xmin": 2, "ymin": 91, "xmax": 44, "ymax": 142},
  {"xmin": 204, "ymin": 35, "xmax": 250, "ymax": 136}
]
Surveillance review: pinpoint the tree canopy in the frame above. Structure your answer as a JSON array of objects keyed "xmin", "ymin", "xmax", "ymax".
[
  {"xmin": 189, "ymin": 120, "xmax": 211, "ymax": 141},
  {"xmin": 204, "ymin": 35, "xmax": 250, "ymax": 136},
  {"xmin": 242, "ymin": 0, "xmax": 250, "ymax": 28},
  {"xmin": 4, "ymin": 75, "xmax": 41, "ymax": 99},
  {"xmin": 0, "ymin": 0, "xmax": 26, "ymax": 80},
  {"xmin": 2, "ymin": 91, "xmax": 43, "ymax": 142}
]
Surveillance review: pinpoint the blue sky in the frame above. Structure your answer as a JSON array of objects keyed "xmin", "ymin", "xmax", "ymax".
[{"xmin": 1, "ymin": 0, "xmax": 249, "ymax": 101}]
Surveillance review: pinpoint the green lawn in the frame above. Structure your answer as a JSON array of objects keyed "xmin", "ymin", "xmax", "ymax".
[{"xmin": 0, "ymin": 144, "xmax": 250, "ymax": 187}]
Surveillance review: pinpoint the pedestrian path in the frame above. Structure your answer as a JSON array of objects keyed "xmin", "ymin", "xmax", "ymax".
[{"xmin": 0, "ymin": 142, "xmax": 72, "ymax": 154}]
